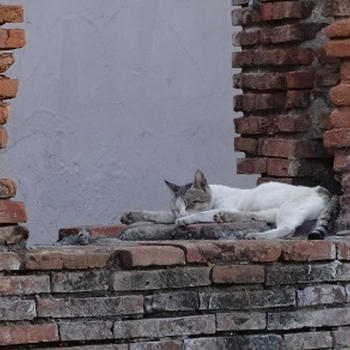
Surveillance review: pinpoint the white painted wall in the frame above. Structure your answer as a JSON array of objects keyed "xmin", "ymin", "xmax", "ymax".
[{"xmin": 3, "ymin": 0, "xmax": 255, "ymax": 244}]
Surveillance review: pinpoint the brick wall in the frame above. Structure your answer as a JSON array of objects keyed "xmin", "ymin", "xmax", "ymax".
[
  {"xmin": 0, "ymin": 4, "xmax": 27, "ymax": 248},
  {"xmin": 232, "ymin": 0, "xmax": 350, "ymax": 220},
  {"xmin": 0, "ymin": 239, "xmax": 349, "ymax": 349}
]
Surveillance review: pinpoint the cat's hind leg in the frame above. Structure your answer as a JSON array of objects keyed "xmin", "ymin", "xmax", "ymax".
[{"xmin": 214, "ymin": 209, "xmax": 277, "ymax": 224}]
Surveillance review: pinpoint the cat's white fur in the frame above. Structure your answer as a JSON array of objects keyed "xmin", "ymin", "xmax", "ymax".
[{"xmin": 175, "ymin": 182, "xmax": 326, "ymax": 239}]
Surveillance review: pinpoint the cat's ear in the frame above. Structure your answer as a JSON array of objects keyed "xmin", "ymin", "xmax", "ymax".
[
  {"xmin": 193, "ymin": 169, "xmax": 208, "ymax": 190},
  {"xmin": 164, "ymin": 179, "xmax": 179, "ymax": 194}
]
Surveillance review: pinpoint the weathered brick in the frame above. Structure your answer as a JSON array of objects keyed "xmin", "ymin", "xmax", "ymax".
[
  {"xmin": 234, "ymin": 73, "xmax": 286, "ymax": 90},
  {"xmin": 266, "ymin": 262, "xmax": 340, "ymax": 285},
  {"xmin": 113, "ymin": 267, "xmax": 210, "ymax": 291},
  {"xmin": 284, "ymin": 331, "xmax": 333, "ymax": 350},
  {"xmin": 0, "ymin": 200, "xmax": 26, "ymax": 223},
  {"xmin": 0, "ymin": 298, "xmax": 35, "ymax": 320},
  {"xmin": 25, "ymin": 248, "xmax": 111, "ymax": 270},
  {"xmin": 200, "ymin": 288, "xmax": 295, "ymax": 310},
  {"xmin": 336, "ymin": 262, "xmax": 350, "ymax": 281},
  {"xmin": 234, "ymin": 137, "xmax": 257, "ymax": 154},
  {"xmin": 119, "ymin": 245, "xmax": 185, "ymax": 267},
  {"xmin": 326, "ymin": 19, "xmax": 350, "ymax": 38},
  {"xmin": 268, "ymin": 307, "xmax": 350, "ymax": 330},
  {"xmin": 0, "ymin": 53, "xmax": 15, "ymax": 73},
  {"xmin": 234, "ymin": 93, "xmax": 286, "ymax": 112},
  {"xmin": 184, "ymin": 335, "xmax": 283, "ymax": 350},
  {"xmin": 0, "ymin": 224, "xmax": 28, "ymax": 245},
  {"xmin": 0, "ymin": 29, "xmax": 25, "ymax": 49},
  {"xmin": 330, "ymin": 83, "xmax": 350, "ymax": 105},
  {"xmin": 297, "ymin": 284, "xmax": 347, "ymax": 306},
  {"xmin": 0, "ymin": 252, "xmax": 21, "ymax": 271},
  {"xmin": 130, "ymin": 341, "xmax": 181, "ymax": 350},
  {"xmin": 286, "ymin": 72, "xmax": 315, "ymax": 89},
  {"xmin": 274, "ymin": 114, "xmax": 311, "ymax": 133},
  {"xmin": 261, "ymin": 139, "xmax": 325, "ymax": 158},
  {"xmin": 266, "ymin": 158, "xmax": 291, "ymax": 177},
  {"xmin": 0, "ymin": 323, "xmax": 58, "ymax": 345},
  {"xmin": 337, "ymin": 241, "xmax": 350, "ymax": 260},
  {"xmin": 316, "ymin": 69, "xmax": 340, "ymax": 87},
  {"xmin": 324, "ymin": 128, "xmax": 350, "ymax": 149},
  {"xmin": 334, "ymin": 149, "xmax": 350, "ymax": 171},
  {"xmin": 0, "ymin": 275, "xmax": 50, "ymax": 296},
  {"xmin": 233, "ymin": 49, "xmax": 313, "ymax": 68},
  {"xmin": 233, "ymin": 29, "xmax": 261, "ymax": 46},
  {"xmin": 330, "ymin": 108, "xmax": 350, "ymax": 129},
  {"xmin": 30, "ymin": 346, "xmax": 128, "ymax": 350},
  {"xmin": 51, "ymin": 271, "xmax": 108, "ymax": 293},
  {"xmin": 333, "ymin": 328, "xmax": 350, "ymax": 350},
  {"xmin": 60, "ymin": 320, "xmax": 113, "ymax": 341},
  {"xmin": 286, "ymin": 90, "xmax": 311, "ymax": 108},
  {"xmin": 58, "ymin": 224, "xmax": 127, "ymax": 240},
  {"xmin": 323, "ymin": 0, "xmax": 350, "ymax": 18},
  {"xmin": 0, "ymin": 126, "xmax": 7, "ymax": 148},
  {"xmin": 0, "ymin": 178, "xmax": 16, "ymax": 198},
  {"xmin": 0, "ymin": 76, "xmax": 18, "ymax": 99},
  {"xmin": 282, "ymin": 241, "xmax": 336, "ymax": 261},
  {"xmin": 0, "ymin": 5, "xmax": 24, "ymax": 24},
  {"xmin": 216, "ymin": 311, "xmax": 266, "ymax": 331},
  {"xmin": 215, "ymin": 240, "xmax": 282, "ymax": 262},
  {"xmin": 341, "ymin": 61, "xmax": 350, "ymax": 81},
  {"xmin": 144, "ymin": 291, "xmax": 198, "ymax": 313},
  {"xmin": 234, "ymin": 116, "xmax": 272, "ymax": 135},
  {"xmin": 237, "ymin": 158, "xmax": 267, "ymax": 174},
  {"xmin": 38, "ymin": 295, "xmax": 143, "ymax": 317},
  {"xmin": 114, "ymin": 315, "xmax": 215, "ymax": 339},
  {"xmin": 212, "ymin": 264, "xmax": 265, "ymax": 284},
  {"xmin": 0, "ymin": 101, "xmax": 10, "ymax": 124}
]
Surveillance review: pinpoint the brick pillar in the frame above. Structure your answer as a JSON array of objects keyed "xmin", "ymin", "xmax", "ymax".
[
  {"xmin": 0, "ymin": 5, "xmax": 28, "ymax": 250},
  {"xmin": 232, "ymin": 0, "xmax": 342, "ymax": 192},
  {"xmin": 324, "ymin": 18, "xmax": 350, "ymax": 230}
]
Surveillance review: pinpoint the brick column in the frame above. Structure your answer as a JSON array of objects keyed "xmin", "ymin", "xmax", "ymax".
[
  {"xmin": 232, "ymin": 0, "xmax": 342, "ymax": 192},
  {"xmin": 0, "ymin": 5, "xmax": 28, "ymax": 250},
  {"xmin": 324, "ymin": 18, "xmax": 350, "ymax": 230}
]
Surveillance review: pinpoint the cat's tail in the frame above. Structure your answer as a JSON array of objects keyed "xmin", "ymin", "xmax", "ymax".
[{"xmin": 308, "ymin": 188, "xmax": 340, "ymax": 240}]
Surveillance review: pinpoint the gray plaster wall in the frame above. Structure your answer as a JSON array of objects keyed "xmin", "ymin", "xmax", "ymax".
[{"xmin": 3, "ymin": 0, "xmax": 255, "ymax": 244}]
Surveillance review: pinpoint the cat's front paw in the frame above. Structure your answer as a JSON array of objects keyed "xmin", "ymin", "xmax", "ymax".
[
  {"xmin": 120, "ymin": 211, "xmax": 144, "ymax": 225},
  {"xmin": 175, "ymin": 218, "xmax": 188, "ymax": 227}
]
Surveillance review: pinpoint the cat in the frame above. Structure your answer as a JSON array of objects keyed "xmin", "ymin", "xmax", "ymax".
[{"xmin": 120, "ymin": 170, "xmax": 339, "ymax": 240}]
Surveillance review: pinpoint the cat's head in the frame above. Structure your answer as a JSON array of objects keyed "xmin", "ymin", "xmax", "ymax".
[{"xmin": 165, "ymin": 169, "xmax": 212, "ymax": 218}]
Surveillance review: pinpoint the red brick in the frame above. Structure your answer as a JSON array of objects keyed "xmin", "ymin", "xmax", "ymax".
[
  {"xmin": 237, "ymin": 158, "xmax": 267, "ymax": 174},
  {"xmin": 0, "ymin": 5, "xmax": 23, "ymax": 24},
  {"xmin": 334, "ymin": 149, "xmax": 350, "ymax": 171},
  {"xmin": 281, "ymin": 241, "xmax": 336, "ymax": 262},
  {"xmin": 326, "ymin": 19, "xmax": 350, "ymax": 38},
  {"xmin": 329, "ymin": 108, "xmax": 350, "ymax": 128},
  {"xmin": 259, "ymin": 1, "xmax": 312, "ymax": 21},
  {"xmin": 25, "ymin": 248, "xmax": 112, "ymax": 270},
  {"xmin": 0, "ymin": 178, "xmax": 16, "ymax": 198},
  {"xmin": 0, "ymin": 101, "xmax": 9, "ymax": 124},
  {"xmin": 323, "ymin": 0, "xmax": 350, "ymax": 17},
  {"xmin": 274, "ymin": 114, "xmax": 311, "ymax": 133},
  {"xmin": 330, "ymin": 83, "xmax": 350, "ymax": 106},
  {"xmin": 0, "ymin": 252, "xmax": 21, "ymax": 271},
  {"xmin": 58, "ymin": 224, "xmax": 127, "ymax": 240},
  {"xmin": 235, "ymin": 93, "xmax": 286, "ymax": 112},
  {"xmin": 234, "ymin": 116, "xmax": 272, "ymax": 135},
  {"xmin": 215, "ymin": 241, "xmax": 282, "ymax": 262},
  {"xmin": 0, "ymin": 323, "xmax": 58, "ymax": 345},
  {"xmin": 0, "ymin": 53, "xmax": 14, "ymax": 73},
  {"xmin": 324, "ymin": 128, "xmax": 350, "ymax": 148},
  {"xmin": 233, "ymin": 30, "xmax": 260, "ymax": 47},
  {"xmin": 286, "ymin": 71, "xmax": 315, "ymax": 89},
  {"xmin": 234, "ymin": 73, "xmax": 286, "ymax": 90},
  {"xmin": 119, "ymin": 245, "xmax": 185, "ymax": 267},
  {"xmin": 326, "ymin": 39, "xmax": 350, "ymax": 58},
  {"xmin": 233, "ymin": 49, "xmax": 313, "ymax": 68},
  {"xmin": 0, "ymin": 127, "xmax": 7, "ymax": 148},
  {"xmin": 234, "ymin": 137, "xmax": 257, "ymax": 154},
  {"xmin": 337, "ymin": 240, "xmax": 350, "ymax": 261},
  {"xmin": 266, "ymin": 158, "xmax": 291, "ymax": 177},
  {"xmin": 0, "ymin": 77, "xmax": 18, "ymax": 99},
  {"xmin": 0, "ymin": 200, "xmax": 26, "ymax": 223},
  {"xmin": 0, "ymin": 28, "xmax": 25, "ymax": 49},
  {"xmin": 212, "ymin": 264, "xmax": 265, "ymax": 284},
  {"xmin": 261, "ymin": 139, "xmax": 324, "ymax": 158},
  {"xmin": 286, "ymin": 90, "xmax": 311, "ymax": 108},
  {"xmin": 0, "ymin": 275, "xmax": 50, "ymax": 296},
  {"xmin": 340, "ymin": 61, "xmax": 350, "ymax": 81}
]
